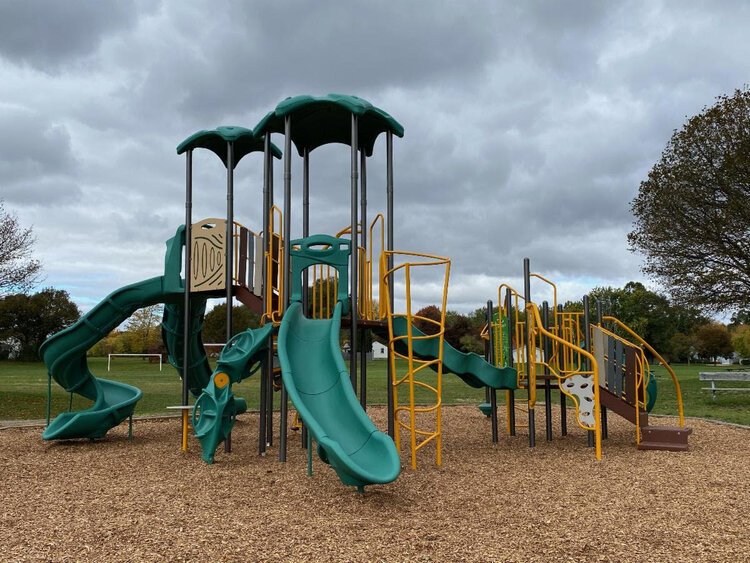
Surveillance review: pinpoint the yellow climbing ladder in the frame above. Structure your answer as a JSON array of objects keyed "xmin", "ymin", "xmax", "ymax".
[{"xmin": 381, "ymin": 250, "xmax": 451, "ymax": 469}]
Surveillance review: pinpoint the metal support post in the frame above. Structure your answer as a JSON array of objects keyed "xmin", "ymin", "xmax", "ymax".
[
  {"xmin": 523, "ymin": 258, "xmax": 535, "ymax": 448},
  {"xmin": 386, "ymin": 132, "xmax": 395, "ymax": 438},
  {"xmin": 583, "ymin": 294, "xmax": 594, "ymax": 448},
  {"xmin": 542, "ymin": 301, "xmax": 553, "ymax": 441},
  {"xmin": 349, "ymin": 115, "xmax": 359, "ymax": 393},
  {"xmin": 487, "ymin": 300, "xmax": 498, "ymax": 443}
]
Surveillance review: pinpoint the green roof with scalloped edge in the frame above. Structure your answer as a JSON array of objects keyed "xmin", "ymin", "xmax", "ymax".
[
  {"xmin": 254, "ymin": 94, "xmax": 404, "ymax": 157},
  {"xmin": 176, "ymin": 125, "xmax": 281, "ymax": 168}
]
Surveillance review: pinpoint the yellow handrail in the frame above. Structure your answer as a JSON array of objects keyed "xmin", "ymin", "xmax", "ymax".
[
  {"xmin": 527, "ymin": 302, "xmax": 602, "ymax": 460},
  {"xmin": 262, "ymin": 205, "xmax": 284, "ymax": 325},
  {"xmin": 529, "ymin": 272, "xmax": 558, "ymax": 333},
  {"xmin": 368, "ymin": 214, "xmax": 385, "ymax": 320},
  {"xmin": 602, "ymin": 316, "xmax": 685, "ymax": 427}
]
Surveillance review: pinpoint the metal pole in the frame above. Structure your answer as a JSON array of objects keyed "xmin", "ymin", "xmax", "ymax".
[
  {"xmin": 259, "ymin": 136, "xmax": 271, "ymax": 455},
  {"xmin": 523, "ymin": 257, "xmax": 535, "ymax": 448},
  {"xmin": 596, "ymin": 300, "xmax": 608, "ymax": 439},
  {"xmin": 182, "ymin": 150, "xmax": 193, "ymax": 409},
  {"xmin": 557, "ymin": 303, "xmax": 567, "ymax": 436},
  {"xmin": 279, "ymin": 116, "xmax": 292, "ymax": 462},
  {"xmin": 46, "ymin": 372, "xmax": 52, "ymax": 427},
  {"xmin": 487, "ymin": 300, "xmax": 498, "ymax": 443},
  {"xmin": 583, "ymin": 294, "xmax": 594, "ymax": 448},
  {"xmin": 349, "ymin": 114, "xmax": 359, "ymax": 393},
  {"xmin": 359, "ymin": 149, "xmax": 367, "ymax": 410},
  {"xmin": 505, "ymin": 288, "xmax": 516, "ymax": 436},
  {"xmin": 225, "ymin": 141, "xmax": 234, "ymax": 454},
  {"xmin": 386, "ymin": 131, "xmax": 395, "ymax": 438},
  {"xmin": 266, "ymin": 145, "xmax": 274, "ymax": 448},
  {"xmin": 181, "ymin": 149, "xmax": 193, "ymax": 452},
  {"xmin": 302, "ymin": 148, "xmax": 310, "ymax": 310},
  {"xmin": 542, "ymin": 301, "xmax": 553, "ymax": 441},
  {"xmin": 301, "ymin": 147, "xmax": 310, "ymax": 447}
]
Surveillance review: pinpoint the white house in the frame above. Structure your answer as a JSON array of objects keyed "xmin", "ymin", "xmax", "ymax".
[{"xmin": 372, "ymin": 342, "xmax": 388, "ymax": 359}]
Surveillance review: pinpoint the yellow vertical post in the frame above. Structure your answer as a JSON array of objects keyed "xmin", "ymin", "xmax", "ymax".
[{"xmin": 181, "ymin": 408, "xmax": 189, "ymax": 452}]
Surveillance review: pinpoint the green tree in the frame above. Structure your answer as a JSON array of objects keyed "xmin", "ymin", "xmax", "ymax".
[
  {"xmin": 0, "ymin": 288, "xmax": 80, "ymax": 360},
  {"xmin": 0, "ymin": 200, "xmax": 42, "ymax": 295},
  {"xmin": 202, "ymin": 303, "xmax": 260, "ymax": 343},
  {"xmin": 629, "ymin": 89, "xmax": 750, "ymax": 313},
  {"xmin": 693, "ymin": 323, "xmax": 734, "ymax": 364},
  {"xmin": 125, "ymin": 305, "xmax": 163, "ymax": 353},
  {"xmin": 731, "ymin": 325, "xmax": 750, "ymax": 359},
  {"xmin": 668, "ymin": 332, "xmax": 695, "ymax": 363}
]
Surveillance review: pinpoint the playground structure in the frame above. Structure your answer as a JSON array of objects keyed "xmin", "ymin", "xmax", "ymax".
[
  {"xmin": 478, "ymin": 259, "xmax": 692, "ymax": 457},
  {"xmin": 40, "ymin": 93, "xmax": 690, "ymax": 492}
]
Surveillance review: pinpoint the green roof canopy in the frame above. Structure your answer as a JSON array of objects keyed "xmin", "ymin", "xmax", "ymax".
[
  {"xmin": 176, "ymin": 125, "xmax": 282, "ymax": 169},
  {"xmin": 254, "ymin": 94, "xmax": 404, "ymax": 157}
]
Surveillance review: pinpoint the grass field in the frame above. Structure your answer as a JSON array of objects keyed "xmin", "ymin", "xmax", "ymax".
[
  {"xmin": 1, "ymin": 358, "xmax": 748, "ymax": 425},
  {"xmin": 0, "ymin": 357, "xmax": 486, "ymax": 421}
]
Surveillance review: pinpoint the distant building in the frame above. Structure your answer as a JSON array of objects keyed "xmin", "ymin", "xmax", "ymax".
[{"xmin": 372, "ymin": 342, "xmax": 388, "ymax": 359}]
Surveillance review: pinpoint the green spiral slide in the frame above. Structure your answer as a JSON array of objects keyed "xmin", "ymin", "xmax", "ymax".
[{"xmin": 41, "ymin": 227, "xmax": 191, "ymax": 440}]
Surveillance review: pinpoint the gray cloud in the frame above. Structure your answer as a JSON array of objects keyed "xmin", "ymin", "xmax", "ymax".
[{"xmin": 0, "ymin": 0, "xmax": 143, "ymax": 71}]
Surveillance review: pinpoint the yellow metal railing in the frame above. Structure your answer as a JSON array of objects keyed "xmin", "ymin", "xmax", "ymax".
[
  {"xmin": 262, "ymin": 205, "xmax": 284, "ymax": 325},
  {"xmin": 382, "ymin": 250, "xmax": 451, "ymax": 469},
  {"xmin": 526, "ymin": 302, "xmax": 602, "ymax": 460},
  {"xmin": 310, "ymin": 264, "xmax": 338, "ymax": 319},
  {"xmin": 331, "ymin": 215, "xmax": 385, "ymax": 321},
  {"xmin": 602, "ymin": 316, "xmax": 686, "ymax": 427}
]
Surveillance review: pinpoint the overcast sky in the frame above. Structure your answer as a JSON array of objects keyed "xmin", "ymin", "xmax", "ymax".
[{"xmin": 2, "ymin": 0, "xmax": 749, "ymax": 314}]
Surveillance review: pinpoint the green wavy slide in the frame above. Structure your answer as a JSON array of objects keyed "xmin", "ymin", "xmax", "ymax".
[{"xmin": 387, "ymin": 318, "xmax": 518, "ymax": 390}]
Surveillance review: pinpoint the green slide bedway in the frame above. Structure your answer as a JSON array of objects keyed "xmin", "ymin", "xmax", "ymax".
[
  {"xmin": 386, "ymin": 319, "xmax": 518, "ymax": 390},
  {"xmin": 41, "ymin": 226, "xmax": 196, "ymax": 440},
  {"xmin": 277, "ymin": 235, "xmax": 401, "ymax": 491}
]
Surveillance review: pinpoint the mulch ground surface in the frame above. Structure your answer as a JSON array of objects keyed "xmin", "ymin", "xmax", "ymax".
[{"xmin": 1, "ymin": 405, "xmax": 748, "ymax": 562}]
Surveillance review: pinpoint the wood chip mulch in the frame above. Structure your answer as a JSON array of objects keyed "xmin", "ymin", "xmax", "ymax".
[{"xmin": 1, "ymin": 405, "xmax": 748, "ymax": 562}]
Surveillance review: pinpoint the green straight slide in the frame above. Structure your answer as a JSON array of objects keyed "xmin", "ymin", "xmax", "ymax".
[
  {"xmin": 41, "ymin": 275, "xmax": 182, "ymax": 440},
  {"xmin": 278, "ymin": 301, "xmax": 401, "ymax": 489},
  {"xmin": 389, "ymin": 318, "xmax": 518, "ymax": 390}
]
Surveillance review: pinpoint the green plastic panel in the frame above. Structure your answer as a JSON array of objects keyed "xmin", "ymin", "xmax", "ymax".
[
  {"xmin": 289, "ymin": 234, "xmax": 350, "ymax": 313},
  {"xmin": 176, "ymin": 125, "xmax": 282, "ymax": 168},
  {"xmin": 254, "ymin": 93, "xmax": 404, "ymax": 156}
]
